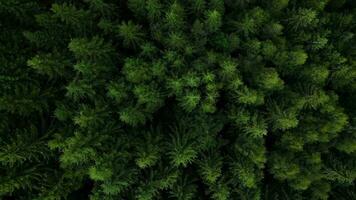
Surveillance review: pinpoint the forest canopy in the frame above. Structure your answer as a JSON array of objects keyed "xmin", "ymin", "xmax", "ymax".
[{"xmin": 0, "ymin": 0, "xmax": 356, "ymax": 199}]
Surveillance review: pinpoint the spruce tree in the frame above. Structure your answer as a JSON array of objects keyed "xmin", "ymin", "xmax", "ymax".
[{"xmin": 1, "ymin": 0, "xmax": 356, "ymax": 199}]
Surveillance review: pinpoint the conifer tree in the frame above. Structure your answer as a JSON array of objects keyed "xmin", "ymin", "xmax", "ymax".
[{"xmin": 1, "ymin": 0, "xmax": 356, "ymax": 199}]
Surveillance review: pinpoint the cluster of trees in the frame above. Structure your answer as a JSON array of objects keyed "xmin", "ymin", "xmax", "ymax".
[{"xmin": 0, "ymin": 0, "xmax": 355, "ymax": 199}]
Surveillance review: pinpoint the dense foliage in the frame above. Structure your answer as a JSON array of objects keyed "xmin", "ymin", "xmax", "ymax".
[{"xmin": 1, "ymin": 0, "xmax": 356, "ymax": 199}]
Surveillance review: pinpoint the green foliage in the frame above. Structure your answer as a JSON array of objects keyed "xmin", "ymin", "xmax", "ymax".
[
  {"xmin": 286, "ymin": 8, "xmax": 318, "ymax": 31},
  {"xmin": 27, "ymin": 53, "xmax": 71, "ymax": 78},
  {"xmin": 197, "ymin": 151, "xmax": 223, "ymax": 184},
  {"xmin": 255, "ymin": 68, "xmax": 284, "ymax": 91},
  {"xmin": 1, "ymin": 0, "xmax": 356, "ymax": 199},
  {"xmin": 51, "ymin": 3, "xmax": 90, "ymax": 29},
  {"xmin": 267, "ymin": 102, "xmax": 299, "ymax": 130},
  {"xmin": 69, "ymin": 36, "xmax": 114, "ymax": 62},
  {"xmin": 269, "ymin": 0, "xmax": 289, "ymax": 11},
  {"xmin": 117, "ymin": 21, "xmax": 145, "ymax": 48},
  {"xmin": 205, "ymin": 10, "xmax": 222, "ymax": 33},
  {"xmin": 167, "ymin": 130, "xmax": 198, "ymax": 167}
]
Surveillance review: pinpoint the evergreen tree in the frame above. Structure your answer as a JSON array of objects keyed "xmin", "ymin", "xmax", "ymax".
[{"xmin": 1, "ymin": 0, "xmax": 356, "ymax": 199}]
